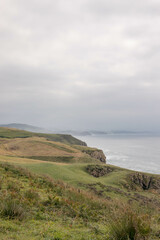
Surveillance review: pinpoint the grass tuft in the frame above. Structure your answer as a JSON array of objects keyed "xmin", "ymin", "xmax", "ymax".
[
  {"xmin": 0, "ymin": 198, "xmax": 26, "ymax": 220},
  {"xmin": 24, "ymin": 189, "xmax": 40, "ymax": 201},
  {"xmin": 109, "ymin": 208, "xmax": 151, "ymax": 240}
]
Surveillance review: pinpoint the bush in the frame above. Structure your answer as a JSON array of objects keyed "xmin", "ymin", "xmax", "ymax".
[
  {"xmin": 109, "ymin": 208, "xmax": 151, "ymax": 240},
  {"xmin": 0, "ymin": 199, "xmax": 26, "ymax": 220}
]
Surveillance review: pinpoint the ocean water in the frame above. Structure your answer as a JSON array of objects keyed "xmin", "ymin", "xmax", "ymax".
[{"xmin": 78, "ymin": 134, "xmax": 160, "ymax": 174}]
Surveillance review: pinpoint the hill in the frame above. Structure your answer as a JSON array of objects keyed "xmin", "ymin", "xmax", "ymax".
[
  {"xmin": 0, "ymin": 123, "xmax": 52, "ymax": 133},
  {"xmin": 0, "ymin": 162, "xmax": 159, "ymax": 240},
  {"xmin": 0, "ymin": 127, "xmax": 87, "ymax": 146},
  {"xmin": 0, "ymin": 127, "xmax": 159, "ymax": 239}
]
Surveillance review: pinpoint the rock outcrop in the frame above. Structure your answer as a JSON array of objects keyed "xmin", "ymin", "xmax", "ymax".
[
  {"xmin": 82, "ymin": 149, "xmax": 106, "ymax": 163},
  {"xmin": 130, "ymin": 173, "xmax": 160, "ymax": 191},
  {"xmin": 90, "ymin": 150, "xmax": 106, "ymax": 163},
  {"xmin": 86, "ymin": 165, "xmax": 113, "ymax": 177}
]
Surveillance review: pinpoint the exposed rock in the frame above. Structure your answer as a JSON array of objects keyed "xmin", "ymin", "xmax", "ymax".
[
  {"xmin": 86, "ymin": 165, "xmax": 113, "ymax": 177},
  {"xmin": 82, "ymin": 149, "xmax": 106, "ymax": 163},
  {"xmin": 90, "ymin": 150, "xmax": 106, "ymax": 163},
  {"xmin": 129, "ymin": 172, "xmax": 160, "ymax": 191}
]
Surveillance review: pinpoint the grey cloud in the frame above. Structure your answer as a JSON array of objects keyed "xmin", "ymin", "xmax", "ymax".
[
  {"xmin": 0, "ymin": 0, "xmax": 160, "ymax": 131},
  {"xmin": 84, "ymin": 0, "xmax": 160, "ymax": 16}
]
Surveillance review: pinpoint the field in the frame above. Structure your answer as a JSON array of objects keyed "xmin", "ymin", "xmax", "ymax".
[{"xmin": 0, "ymin": 127, "xmax": 159, "ymax": 240}]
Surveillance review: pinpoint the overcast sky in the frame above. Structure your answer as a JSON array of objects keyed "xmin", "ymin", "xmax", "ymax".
[{"xmin": 0, "ymin": 0, "xmax": 160, "ymax": 131}]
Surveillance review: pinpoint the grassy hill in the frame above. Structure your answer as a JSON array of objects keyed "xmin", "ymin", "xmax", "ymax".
[
  {"xmin": 0, "ymin": 162, "xmax": 159, "ymax": 240},
  {"xmin": 0, "ymin": 128, "xmax": 105, "ymax": 165},
  {"xmin": 0, "ymin": 127, "xmax": 159, "ymax": 239},
  {"xmin": 0, "ymin": 127, "xmax": 87, "ymax": 146}
]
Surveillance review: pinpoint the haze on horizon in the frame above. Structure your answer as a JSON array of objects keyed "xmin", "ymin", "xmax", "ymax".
[{"xmin": 0, "ymin": 0, "xmax": 160, "ymax": 132}]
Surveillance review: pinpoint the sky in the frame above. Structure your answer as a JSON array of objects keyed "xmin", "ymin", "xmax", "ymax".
[{"xmin": 0, "ymin": 0, "xmax": 160, "ymax": 131}]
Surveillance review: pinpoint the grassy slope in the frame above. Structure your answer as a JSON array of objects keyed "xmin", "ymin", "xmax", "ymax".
[
  {"xmin": 0, "ymin": 163, "xmax": 112, "ymax": 240},
  {"xmin": 0, "ymin": 135, "xmax": 100, "ymax": 164},
  {"xmin": 5, "ymin": 159, "xmax": 160, "ymax": 204},
  {"xmin": 0, "ymin": 163, "xmax": 159, "ymax": 240},
  {"xmin": 0, "ymin": 127, "xmax": 86, "ymax": 146},
  {"xmin": 0, "ymin": 128, "xmax": 159, "ymax": 239},
  {"xmin": 0, "ymin": 152, "xmax": 159, "ymax": 224}
]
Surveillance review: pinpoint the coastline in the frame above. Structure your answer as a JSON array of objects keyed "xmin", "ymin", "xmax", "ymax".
[{"xmin": 77, "ymin": 134, "xmax": 160, "ymax": 175}]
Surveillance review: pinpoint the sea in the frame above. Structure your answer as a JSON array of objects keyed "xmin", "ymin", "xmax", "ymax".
[{"xmin": 77, "ymin": 134, "xmax": 160, "ymax": 175}]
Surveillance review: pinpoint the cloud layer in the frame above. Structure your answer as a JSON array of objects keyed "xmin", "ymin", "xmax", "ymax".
[{"xmin": 0, "ymin": 0, "xmax": 160, "ymax": 131}]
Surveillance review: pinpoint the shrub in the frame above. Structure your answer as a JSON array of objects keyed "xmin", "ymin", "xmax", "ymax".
[
  {"xmin": 0, "ymin": 199, "xmax": 26, "ymax": 220},
  {"xmin": 109, "ymin": 208, "xmax": 151, "ymax": 240}
]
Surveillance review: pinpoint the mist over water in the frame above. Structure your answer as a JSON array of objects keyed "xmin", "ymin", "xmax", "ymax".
[{"xmin": 78, "ymin": 134, "xmax": 160, "ymax": 174}]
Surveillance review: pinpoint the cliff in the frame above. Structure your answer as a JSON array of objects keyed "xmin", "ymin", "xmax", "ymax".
[{"xmin": 89, "ymin": 149, "xmax": 106, "ymax": 163}]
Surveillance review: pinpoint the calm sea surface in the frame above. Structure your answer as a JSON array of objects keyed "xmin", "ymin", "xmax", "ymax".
[{"xmin": 78, "ymin": 134, "xmax": 160, "ymax": 174}]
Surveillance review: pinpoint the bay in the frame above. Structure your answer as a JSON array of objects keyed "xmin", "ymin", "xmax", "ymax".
[{"xmin": 78, "ymin": 134, "xmax": 160, "ymax": 174}]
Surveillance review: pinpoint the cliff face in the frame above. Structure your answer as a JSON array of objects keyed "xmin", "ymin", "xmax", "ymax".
[
  {"xmin": 129, "ymin": 173, "xmax": 160, "ymax": 191},
  {"xmin": 90, "ymin": 150, "xmax": 106, "ymax": 163},
  {"xmin": 81, "ymin": 148, "xmax": 106, "ymax": 163}
]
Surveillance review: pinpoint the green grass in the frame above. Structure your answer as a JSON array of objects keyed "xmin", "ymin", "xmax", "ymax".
[
  {"xmin": 109, "ymin": 208, "xmax": 151, "ymax": 240},
  {"xmin": 16, "ymin": 162, "xmax": 159, "ymax": 204},
  {"xmin": 21, "ymin": 162, "xmax": 126, "ymax": 188},
  {"xmin": 0, "ymin": 162, "xmax": 159, "ymax": 240},
  {"xmin": 0, "ymin": 163, "xmax": 111, "ymax": 239},
  {"xmin": 1, "ymin": 152, "xmax": 159, "ymax": 205},
  {"xmin": 32, "ymin": 141, "xmax": 76, "ymax": 153},
  {"xmin": 0, "ymin": 127, "xmax": 86, "ymax": 146},
  {"xmin": 24, "ymin": 156, "xmax": 75, "ymax": 163},
  {"xmin": 0, "ymin": 128, "xmax": 159, "ymax": 239}
]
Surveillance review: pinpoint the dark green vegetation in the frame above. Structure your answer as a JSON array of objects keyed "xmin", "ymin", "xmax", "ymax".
[
  {"xmin": 0, "ymin": 127, "xmax": 159, "ymax": 239},
  {"xmin": 25, "ymin": 155, "xmax": 75, "ymax": 163}
]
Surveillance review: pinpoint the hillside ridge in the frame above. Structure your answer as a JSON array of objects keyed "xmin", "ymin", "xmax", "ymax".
[
  {"xmin": 0, "ymin": 127, "xmax": 87, "ymax": 146},
  {"xmin": 0, "ymin": 127, "xmax": 107, "ymax": 164},
  {"xmin": 0, "ymin": 123, "xmax": 51, "ymax": 133}
]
